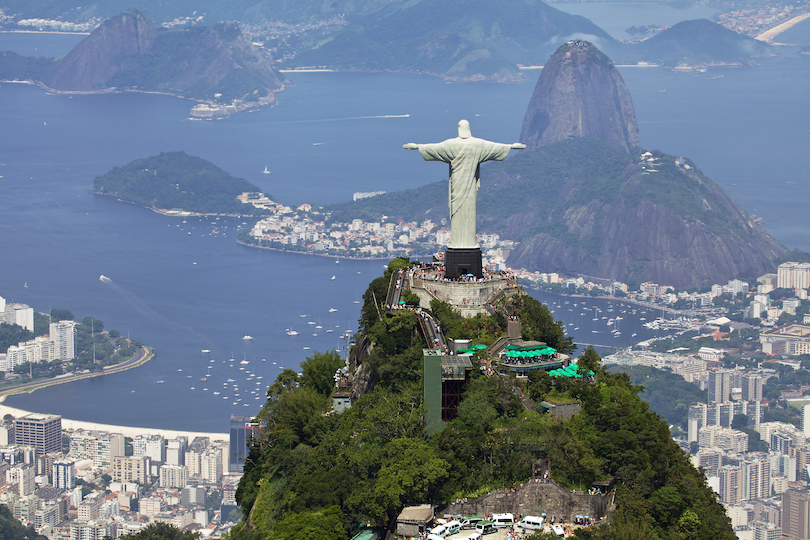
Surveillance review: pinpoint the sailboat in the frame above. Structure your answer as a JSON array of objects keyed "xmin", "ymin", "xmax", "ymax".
[
  {"xmin": 262, "ymin": 166, "xmax": 270, "ymax": 174},
  {"xmin": 286, "ymin": 326, "xmax": 298, "ymax": 336}
]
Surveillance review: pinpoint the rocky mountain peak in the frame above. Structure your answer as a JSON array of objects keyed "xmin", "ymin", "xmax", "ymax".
[
  {"xmin": 43, "ymin": 9, "xmax": 157, "ymax": 91},
  {"xmin": 520, "ymin": 40, "xmax": 639, "ymax": 153}
]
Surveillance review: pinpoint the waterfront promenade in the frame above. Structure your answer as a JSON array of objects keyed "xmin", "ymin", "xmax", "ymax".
[{"xmin": 0, "ymin": 345, "xmax": 155, "ymax": 398}]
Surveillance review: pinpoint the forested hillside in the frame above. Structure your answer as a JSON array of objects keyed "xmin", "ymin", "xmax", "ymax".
[
  {"xmin": 231, "ymin": 258, "xmax": 734, "ymax": 540},
  {"xmin": 93, "ymin": 151, "xmax": 270, "ymax": 216}
]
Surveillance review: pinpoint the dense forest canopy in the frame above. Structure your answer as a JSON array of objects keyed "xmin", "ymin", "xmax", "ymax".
[
  {"xmin": 231, "ymin": 259, "xmax": 734, "ymax": 540},
  {"xmin": 93, "ymin": 151, "xmax": 271, "ymax": 216}
]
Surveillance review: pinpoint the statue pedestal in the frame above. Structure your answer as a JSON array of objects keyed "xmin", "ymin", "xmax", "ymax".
[{"xmin": 444, "ymin": 247, "xmax": 483, "ymax": 279}]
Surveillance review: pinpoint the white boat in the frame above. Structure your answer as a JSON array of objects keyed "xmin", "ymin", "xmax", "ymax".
[
  {"xmin": 262, "ymin": 166, "xmax": 270, "ymax": 174},
  {"xmin": 202, "ymin": 349, "xmax": 211, "ymax": 353},
  {"xmin": 243, "ymin": 335, "xmax": 254, "ymax": 340},
  {"xmin": 286, "ymin": 329, "xmax": 298, "ymax": 336},
  {"xmin": 157, "ymin": 380, "xmax": 165, "ymax": 384},
  {"xmin": 331, "ymin": 275, "xmax": 336, "ymax": 280},
  {"xmin": 329, "ymin": 308, "xmax": 338, "ymax": 312}
]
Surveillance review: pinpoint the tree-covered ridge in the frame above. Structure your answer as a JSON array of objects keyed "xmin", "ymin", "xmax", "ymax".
[
  {"xmin": 633, "ymin": 19, "xmax": 774, "ymax": 67},
  {"xmin": 0, "ymin": 51, "xmax": 57, "ymax": 82},
  {"xmin": 93, "ymin": 151, "xmax": 270, "ymax": 215},
  {"xmin": 232, "ymin": 259, "xmax": 734, "ymax": 540}
]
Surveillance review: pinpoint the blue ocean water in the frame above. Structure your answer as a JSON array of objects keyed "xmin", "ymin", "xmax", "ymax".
[
  {"xmin": 1, "ymin": 11, "xmax": 809, "ymax": 430},
  {"xmin": 549, "ymin": 1, "xmax": 720, "ymax": 40}
]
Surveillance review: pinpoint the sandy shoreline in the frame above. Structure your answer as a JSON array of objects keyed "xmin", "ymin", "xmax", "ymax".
[
  {"xmin": 756, "ymin": 12, "xmax": 810, "ymax": 44},
  {"xmin": 0, "ymin": 397, "xmax": 228, "ymax": 441}
]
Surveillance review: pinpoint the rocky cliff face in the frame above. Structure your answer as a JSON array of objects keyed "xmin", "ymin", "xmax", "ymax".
[
  {"xmin": 479, "ymin": 143, "xmax": 787, "ymax": 289},
  {"xmin": 42, "ymin": 10, "xmax": 283, "ymax": 104},
  {"xmin": 43, "ymin": 9, "xmax": 156, "ymax": 91},
  {"xmin": 520, "ymin": 40, "xmax": 639, "ymax": 153}
]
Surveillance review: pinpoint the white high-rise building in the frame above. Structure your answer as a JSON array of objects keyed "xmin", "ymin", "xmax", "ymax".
[
  {"xmin": 201, "ymin": 447, "xmax": 222, "ymax": 483},
  {"xmin": 741, "ymin": 459, "xmax": 771, "ymax": 501},
  {"xmin": 133, "ymin": 435, "xmax": 165, "ymax": 464},
  {"xmin": 166, "ymin": 437, "xmax": 187, "ymax": 466},
  {"xmin": 7, "ymin": 464, "xmax": 36, "ymax": 496},
  {"xmin": 112, "ymin": 456, "xmax": 149, "ymax": 484},
  {"xmin": 70, "ymin": 431, "xmax": 125, "ymax": 468},
  {"xmin": 4, "ymin": 303, "xmax": 34, "ymax": 332},
  {"xmin": 49, "ymin": 320, "xmax": 76, "ymax": 361},
  {"xmin": 778, "ymin": 262, "xmax": 810, "ymax": 290},
  {"xmin": 159, "ymin": 464, "xmax": 188, "ymax": 488},
  {"xmin": 719, "ymin": 464, "xmax": 742, "ymax": 504},
  {"xmin": 53, "ymin": 458, "xmax": 76, "ymax": 490},
  {"xmin": 803, "ymin": 404, "xmax": 810, "ymax": 437}
]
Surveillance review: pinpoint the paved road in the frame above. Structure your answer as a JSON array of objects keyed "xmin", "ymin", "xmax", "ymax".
[{"xmin": 0, "ymin": 345, "xmax": 152, "ymax": 398}]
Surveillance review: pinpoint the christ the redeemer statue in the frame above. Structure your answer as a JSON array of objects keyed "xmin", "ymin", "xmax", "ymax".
[{"xmin": 404, "ymin": 119, "xmax": 525, "ymax": 249}]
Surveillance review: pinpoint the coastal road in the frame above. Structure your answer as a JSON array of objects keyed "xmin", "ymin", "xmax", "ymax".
[{"xmin": 0, "ymin": 345, "xmax": 153, "ymax": 399}]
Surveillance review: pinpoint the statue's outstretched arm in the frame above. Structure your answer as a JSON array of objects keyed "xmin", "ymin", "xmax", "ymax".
[
  {"xmin": 403, "ymin": 143, "xmax": 419, "ymax": 150},
  {"xmin": 511, "ymin": 143, "xmax": 526, "ymax": 149}
]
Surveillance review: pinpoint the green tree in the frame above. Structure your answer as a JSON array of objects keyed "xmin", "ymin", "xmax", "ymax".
[
  {"xmin": 51, "ymin": 308, "xmax": 74, "ymax": 321},
  {"xmin": 268, "ymin": 506, "xmax": 347, "ymax": 540},
  {"xmin": 119, "ymin": 523, "xmax": 199, "ymax": 539},
  {"xmin": 300, "ymin": 351, "xmax": 344, "ymax": 397}
]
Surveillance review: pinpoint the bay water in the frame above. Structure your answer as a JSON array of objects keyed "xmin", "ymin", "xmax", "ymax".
[{"xmin": 1, "ymin": 7, "xmax": 809, "ymax": 430}]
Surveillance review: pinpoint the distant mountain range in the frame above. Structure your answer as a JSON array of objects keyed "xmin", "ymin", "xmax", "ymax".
[{"xmin": 1, "ymin": 1, "xmax": 775, "ymax": 80}]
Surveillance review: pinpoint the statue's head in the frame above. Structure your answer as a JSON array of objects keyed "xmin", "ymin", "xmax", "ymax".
[{"xmin": 458, "ymin": 119, "xmax": 471, "ymax": 139}]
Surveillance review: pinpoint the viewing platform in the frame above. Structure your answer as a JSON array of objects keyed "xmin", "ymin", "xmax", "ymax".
[{"xmin": 407, "ymin": 263, "xmax": 519, "ymax": 317}]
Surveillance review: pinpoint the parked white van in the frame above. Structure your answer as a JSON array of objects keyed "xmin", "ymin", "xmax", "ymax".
[
  {"xmin": 475, "ymin": 521, "xmax": 496, "ymax": 535},
  {"xmin": 465, "ymin": 533, "xmax": 483, "ymax": 540},
  {"xmin": 552, "ymin": 523, "xmax": 566, "ymax": 537},
  {"xmin": 428, "ymin": 520, "xmax": 461, "ymax": 538},
  {"xmin": 517, "ymin": 515, "xmax": 545, "ymax": 530},
  {"xmin": 491, "ymin": 513, "xmax": 515, "ymax": 528}
]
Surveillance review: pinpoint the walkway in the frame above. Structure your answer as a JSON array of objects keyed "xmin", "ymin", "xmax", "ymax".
[{"xmin": 0, "ymin": 346, "xmax": 154, "ymax": 398}]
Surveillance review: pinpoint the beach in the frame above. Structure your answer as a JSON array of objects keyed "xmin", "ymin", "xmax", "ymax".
[
  {"xmin": 756, "ymin": 12, "xmax": 810, "ymax": 44},
  {"xmin": 0, "ymin": 397, "xmax": 228, "ymax": 442}
]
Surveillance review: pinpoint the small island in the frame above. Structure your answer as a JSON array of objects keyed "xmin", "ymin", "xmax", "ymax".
[{"xmin": 92, "ymin": 151, "xmax": 274, "ymax": 217}]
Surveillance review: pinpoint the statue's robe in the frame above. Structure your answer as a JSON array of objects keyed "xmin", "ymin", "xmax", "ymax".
[{"xmin": 417, "ymin": 137, "xmax": 513, "ymax": 248}]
